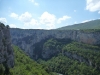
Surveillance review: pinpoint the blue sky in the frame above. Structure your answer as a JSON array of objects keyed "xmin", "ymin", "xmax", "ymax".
[{"xmin": 0, "ymin": 0, "xmax": 100, "ymax": 29}]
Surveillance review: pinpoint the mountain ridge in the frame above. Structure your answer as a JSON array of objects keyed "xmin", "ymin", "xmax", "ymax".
[
  {"xmin": 10, "ymin": 28, "xmax": 100, "ymax": 60},
  {"xmin": 58, "ymin": 19, "xmax": 100, "ymax": 30},
  {"xmin": 9, "ymin": 20, "xmax": 100, "ymax": 75}
]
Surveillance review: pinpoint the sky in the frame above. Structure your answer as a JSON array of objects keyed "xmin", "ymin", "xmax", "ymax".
[{"xmin": 0, "ymin": 0, "xmax": 100, "ymax": 29}]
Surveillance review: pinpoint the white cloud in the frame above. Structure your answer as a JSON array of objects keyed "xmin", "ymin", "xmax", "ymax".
[
  {"xmin": 86, "ymin": 0, "xmax": 100, "ymax": 13},
  {"xmin": 9, "ymin": 24, "xmax": 17, "ymax": 28},
  {"xmin": 22, "ymin": 25, "xmax": 42, "ymax": 29},
  {"xmin": 37, "ymin": 27, "xmax": 42, "ymax": 29},
  {"xmin": 29, "ymin": 0, "xmax": 39, "ymax": 6},
  {"xmin": 10, "ymin": 13, "xmax": 18, "ymax": 19},
  {"xmin": 30, "ymin": 19, "xmax": 39, "ymax": 25},
  {"xmin": 10, "ymin": 12, "xmax": 39, "ymax": 29},
  {"xmin": 9, "ymin": 11, "xmax": 71, "ymax": 29},
  {"xmin": 57, "ymin": 15, "xmax": 71, "ymax": 24},
  {"xmin": 0, "ymin": 18, "xmax": 7, "ymax": 24},
  {"xmin": 24, "ymin": 19, "xmax": 39, "ymax": 26},
  {"xmin": 19, "ymin": 12, "xmax": 32, "ymax": 23},
  {"xmin": 40, "ymin": 12, "xmax": 56, "ymax": 29}
]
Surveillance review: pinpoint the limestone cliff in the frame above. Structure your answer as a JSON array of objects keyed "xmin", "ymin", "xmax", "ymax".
[
  {"xmin": 0, "ymin": 23, "xmax": 14, "ymax": 74},
  {"xmin": 10, "ymin": 28, "xmax": 100, "ymax": 60}
]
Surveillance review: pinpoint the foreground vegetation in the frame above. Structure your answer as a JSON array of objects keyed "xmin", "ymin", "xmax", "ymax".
[
  {"xmin": 38, "ymin": 39, "xmax": 100, "ymax": 75},
  {"xmin": 9, "ymin": 46, "xmax": 50, "ymax": 75},
  {"xmin": 1, "ymin": 39, "xmax": 100, "ymax": 75},
  {"xmin": 38, "ymin": 55, "xmax": 100, "ymax": 75}
]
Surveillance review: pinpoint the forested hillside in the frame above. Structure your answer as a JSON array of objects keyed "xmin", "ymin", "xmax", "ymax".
[
  {"xmin": 8, "ymin": 39, "xmax": 100, "ymax": 75},
  {"xmin": 1, "ymin": 0, "xmax": 100, "ymax": 74},
  {"xmin": 10, "ymin": 28, "xmax": 100, "ymax": 60},
  {"xmin": 9, "ymin": 19, "xmax": 100, "ymax": 75},
  {"xmin": 38, "ymin": 39, "xmax": 100, "ymax": 75},
  {"xmin": 9, "ymin": 46, "xmax": 58, "ymax": 75},
  {"xmin": 58, "ymin": 19, "xmax": 100, "ymax": 30}
]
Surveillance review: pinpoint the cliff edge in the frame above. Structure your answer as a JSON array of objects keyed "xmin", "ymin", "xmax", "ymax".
[
  {"xmin": 10, "ymin": 28, "xmax": 100, "ymax": 60},
  {"xmin": 0, "ymin": 23, "xmax": 14, "ymax": 74}
]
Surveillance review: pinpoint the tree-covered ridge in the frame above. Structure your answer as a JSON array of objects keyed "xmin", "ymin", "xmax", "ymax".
[
  {"xmin": 58, "ymin": 19, "xmax": 100, "ymax": 30},
  {"xmin": 63, "ymin": 42, "xmax": 100, "ymax": 69},
  {"xmin": 38, "ymin": 40, "xmax": 100, "ymax": 75},
  {"xmin": 43, "ymin": 38, "xmax": 64, "ymax": 50},
  {"xmin": 38, "ymin": 55, "xmax": 100, "ymax": 75},
  {"xmin": 2, "ymin": 38, "xmax": 99, "ymax": 75},
  {"xmin": 9, "ymin": 46, "xmax": 51, "ymax": 75},
  {"xmin": 81, "ymin": 29, "xmax": 100, "ymax": 33},
  {"xmin": 1, "ymin": 39, "xmax": 99, "ymax": 75}
]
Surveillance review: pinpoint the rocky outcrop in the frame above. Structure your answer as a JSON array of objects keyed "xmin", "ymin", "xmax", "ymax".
[
  {"xmin": 64, "ymin": 51, "xmax": 89, "ymax": 65},
  {"xmin": 10, "ymin": 28, "xmax": 100, "ymax": 60},
  {"xmin": 0, "ymin": 23, "xmax": 14, "ymax": 73}
]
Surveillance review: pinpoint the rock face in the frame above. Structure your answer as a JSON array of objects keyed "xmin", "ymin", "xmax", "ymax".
[
  {"xmin": 0, "ymin": 23, "xmax": 14, "ymax": 69},
  {"xmin": 10, "ymin": 28, "xmax": 100, "ymax": 60},
  {"xmin": 64, "ymin": 51, "xmax": 89, "ymax": 65}
]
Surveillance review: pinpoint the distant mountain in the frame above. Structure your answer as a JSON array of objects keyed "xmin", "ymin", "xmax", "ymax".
[{"xmin": 58, "ymin": 19, "xmax": 100, "ymax": 30}]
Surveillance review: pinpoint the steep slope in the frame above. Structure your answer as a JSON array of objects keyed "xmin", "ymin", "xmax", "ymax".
[
  {"xmin": 9, "ymin": 19, "xmax": 100, "ymax": 75},
  {"xmin": 58, "ymin": 19, "xmax": 100, "ymax": 30},
  {"xmin": 39, "ymin": 55, "xmax": 100, "ymax": 75},
  {"xmin": 10, "ymin": 46, "xmax": 55, "ymax": 75},
  {"xmin": 9, "ymin": 39, "xmax": 100, "ymax": 75},
  {"xmin": 0, "ymin": 23, "xmax": 14, "ymax": 75},
  {"xmin": 10, "ymin": 28, "xmax": 100, "ymax": 60},
  {"xmin": 38, "ymin": 40, "xmax": 100, "ymax": 75}
]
